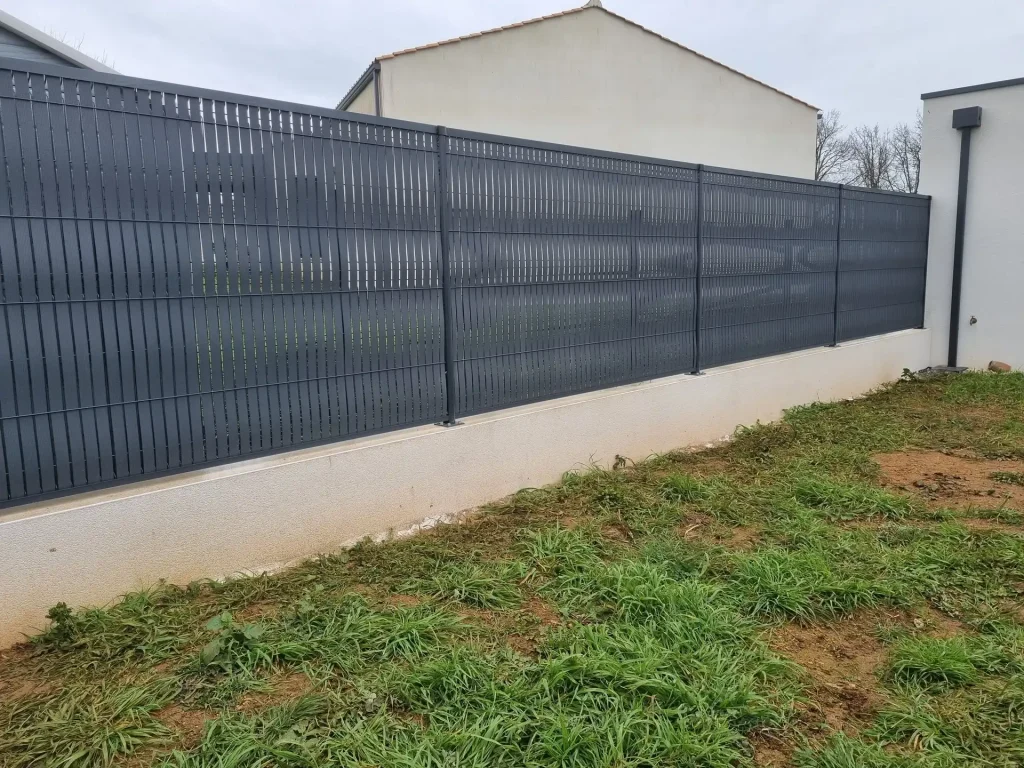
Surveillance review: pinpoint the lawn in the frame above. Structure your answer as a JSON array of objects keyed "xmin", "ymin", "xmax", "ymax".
[{"xmin": 2, "ymin": 371, "xmax": 1024, "ymax": 768}]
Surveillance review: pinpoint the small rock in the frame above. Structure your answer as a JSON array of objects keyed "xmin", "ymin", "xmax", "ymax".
[{"xmin": 989, "ymin": 360, "xmax": 1012, "ymax": 373}]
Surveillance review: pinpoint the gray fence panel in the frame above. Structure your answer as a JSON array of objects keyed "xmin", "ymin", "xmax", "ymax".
[
  {"xmin": 443, "ymin": 132, "xmax": 697, "ymax": 416},
  {"xmin": 0, "ymin": 65, "xmax": 446, "ymax": 505},
  {"xmin": 0, "ymin": 59, "xmax": 931, "ymax": 508},
  {"xmin": 838, "ymin": 188, "xmax": 930, "ymax": 341},
  {"xmin": 700, "ymin": 170, "xmax": 840, "ymax": 368}
]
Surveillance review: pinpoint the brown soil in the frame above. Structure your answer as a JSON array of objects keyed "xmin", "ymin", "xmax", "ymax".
[
  {"xmin": 523, "ymin": 596, "xmax": 561, "ymax": 627},
  {"xmin": 0, "ymin": 646, "xmax": 52, "ymax": 703},
  {"xmin": 768, "ymin": 606, "xmax": 964, "ymax": 738},
  {"xmin": 679, "ymin": 516, "xmax": 761, "ymax": 550},
  {"xmin": 602, "ymin": 523, "xmax": 634, "ymax": 543},
  {"xmin": 386, "ymin": 593, "xmax": 425, "ymax": 608},
  {"xmin": 234, "ymin": 601, "xmax": 278, "ymax": 623},
  {"xmin": 767, "ymin": 610, "xmax": 896, "ymax": 733},
  {"xmin": 153, "ymin": 703, "xmax": 210, "ymax": 747},
  {"xmin": 506, "ymin": 634, "xmax": 539, "ymax": 656},
  {"xmin": 0, "ymin": 675, "xmax": 52, "ymax": 702},
  {"xmin": 876, "ymin": 450, "xmax": 1024, "ymax": 515},
  {"xmin": 236, "ymin": 671, "xmax": 311, "ymax": 713},
  {"xmin": 748, "ymin": 729, "xmax": 795, "ymax": 767}
]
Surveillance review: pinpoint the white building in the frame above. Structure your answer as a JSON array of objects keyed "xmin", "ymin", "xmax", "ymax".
[
  {"xmin": 920, "ymin": 77, "xmax": 1024, "ymax": 370},
  {"xmin": 338, "ymin": 1, "xmax": 818, "ymax": 178},
  {"xmin": 0, "ymin": 9, "xmax": 116, "ymax": 72}
]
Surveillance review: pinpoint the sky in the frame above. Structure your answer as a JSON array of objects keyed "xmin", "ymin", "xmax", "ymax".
[{"xmin": 5, "ymin": 0, "xmax": 1024, "ymax": 130}]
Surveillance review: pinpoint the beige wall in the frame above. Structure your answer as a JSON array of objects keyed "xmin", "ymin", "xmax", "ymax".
[
  {"xmin": 0, "ymin": 328, "xmax": 929, "ymax": 647},
  {"xmin": 345, "ymin": 80, "xmax": 376, "ymax": 115},
  {"xmin": 920, "ymin": 84, "xmax": 1024, "ymax": 369},
  {"xmin": 377, "ymin": 8, "xmax": 817, "ymax": 177}
]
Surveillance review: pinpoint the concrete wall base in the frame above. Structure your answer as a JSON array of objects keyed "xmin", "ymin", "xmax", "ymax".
[{"xmin": 0, "ymin": 328, "xmax": 930, "ymax": 647}]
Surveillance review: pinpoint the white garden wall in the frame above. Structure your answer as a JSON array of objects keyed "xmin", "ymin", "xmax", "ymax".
[{"xmin": 0, "ymin": 328, "xmax": 930, "ymax": 647}]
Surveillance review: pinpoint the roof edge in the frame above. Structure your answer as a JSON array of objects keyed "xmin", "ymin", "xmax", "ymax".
[
  {"xmin": 360, "ymin": 4, "xmax": 817, "ymax": 111},
  {"xmin": 922, "ymin": 76, "xmax": 1024, "ymax": 100},
  {"xmin": 337, "ymin": 59, "xmax": 379, "ymax": 111},
  {"xmin": 0, "ymin": 9, "xmax": 118, "ymax": 74}
]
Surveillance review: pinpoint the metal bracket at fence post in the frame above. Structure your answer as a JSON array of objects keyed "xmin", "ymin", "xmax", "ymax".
[
  {"xmin": 830, "ymin": 184, "xmax": 844, "ymax": 347},
  {"xmin": 435, "ymin": 126, "xmax": 461, "ymax": 427},
  {"xmin": 690, "ymin": 164, "xmax": 705, "ymax": 375}
]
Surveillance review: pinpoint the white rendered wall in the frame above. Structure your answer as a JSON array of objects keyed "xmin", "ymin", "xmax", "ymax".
[
  {"xmin": 376, "ymin": 8, "xmax": 817, "ymax": 178},
  {"xmin": 920, "ymin": 84, "xmax": 1024, "ymax": 369},
  {"xmin": 345, "ymin": 80, "xmax": 376, "ymax": 115},
  {"xmin": 0, "ymin": 329, "xmax": 929, "ymax": 647}
]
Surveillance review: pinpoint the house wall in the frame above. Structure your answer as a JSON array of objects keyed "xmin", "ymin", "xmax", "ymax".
[
  {"xmin": 920, "ymin": 84, "xmax": 1024, "ymax": 369},
  {"xmin": 377, "ymin": 8, "xmax": 817, "ymax": 178},
  {"xmin": 0, "ymin": 26, "xmax": 71, "ymax": 67},
  {"xmin": 345, "ymin": 79, "xmax": 376, "ymax": 115},
  {"xmin": 0, "ymin": 328, "xmax": 930, "ymax": 647}
]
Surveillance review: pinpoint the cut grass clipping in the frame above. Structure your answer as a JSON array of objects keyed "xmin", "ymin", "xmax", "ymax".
[{"xmin": 1, "ymin": 371, "xmax": 1024, "ymax": 767}]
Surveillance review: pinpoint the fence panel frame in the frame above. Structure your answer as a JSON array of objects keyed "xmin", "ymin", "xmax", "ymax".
[{"xmin": 0, "ymin": 57, "xmax": 931, "ymax": 509}]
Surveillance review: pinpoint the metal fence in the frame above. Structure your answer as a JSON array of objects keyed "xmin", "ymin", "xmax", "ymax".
[{"xmin": 0, "ymin": 59, "xmax": 930, "ymax": 507}]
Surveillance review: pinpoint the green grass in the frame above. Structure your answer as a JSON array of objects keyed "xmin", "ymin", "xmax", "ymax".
[
  {"xmin": 991, "ymin": 470, "xmax": 1024, "ymax": 486},
  {"xmin": 2, "ymin": 371, "xmax": 1024, "ymax": 767}
]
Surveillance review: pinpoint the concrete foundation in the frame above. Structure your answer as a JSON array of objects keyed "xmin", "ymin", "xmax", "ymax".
[{"xmin": 0, "ymin": 328, "xmax": 930, "ymax": 647}]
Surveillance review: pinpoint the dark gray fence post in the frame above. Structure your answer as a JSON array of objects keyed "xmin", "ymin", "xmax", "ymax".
[
  {"xmin": 629, "ymin": 205, "xmax": 641, "ymax": 376},
  {"xmin": 831, "ymin": 184, "xmax": 844, "ymax": 346},
  {"xmin": 691, "ymin": 164, "xmax": 704, "ymax": 374},
  {"xmin": 920, "ymin": 197, "xmax": 932, "ymax": 330},
  {"xmin": 436, "ymin": 126, "xmax": 459, "ymax": 426}
]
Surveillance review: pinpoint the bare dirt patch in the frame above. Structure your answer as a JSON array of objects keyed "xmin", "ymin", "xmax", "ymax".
[
  {"xmin": 236, "ymin": 671, "xmax": 311, "ymax": 713},
  {"xmin": 234, "ymin": 601, "xmax": 278, "ymax": 623},
  {"xmin": 0, "ymin": 646, "xmax": 53, "ymax": 703},
  {"xmin": 385, "ymin": 593, "xmax": 425, "ymax": 608},
  {"xmin": 602, "ymin": 523, "xmax": 635, "ymax": 543},
  {"xmin": 679, "ymin": 516, "xmax": 761, "ymax": 550},
  {"xmin": 523, "ymin": 596, "xmax": 561, "ymax": 627},
  {"xmin": 876, "ymin": 450, "xmax": 1024, "ymax": 515},
  {"xmin": 748, "ymin": 729, "xmax": 796, "ymax": 767},
  {"xmin": 767, "ymin": 610, "xmax": 897, "ymax": 733},
  {"xmin": 153, "ymin": 703, "xmax": 210, "ymax": 747}
]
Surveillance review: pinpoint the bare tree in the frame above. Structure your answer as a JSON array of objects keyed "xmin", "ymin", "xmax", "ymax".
[
  {"xmin": 847, "ymin": 124, "xmax": 893, "ymax": 189},
  {"xmin": 815, "ymin": 109, "xmax": 851, "ymax": 182},
  {"xmin": 44, "ymin": 27, "xmax": 116, "ymax": 70},
  {"xmin": 890, "ymin": 111, "xmax": 922, "ymax": 193}
]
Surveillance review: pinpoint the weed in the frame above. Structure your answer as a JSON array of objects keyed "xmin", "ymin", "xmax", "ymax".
[
  {"xmin": 990, "ymin": 470, "xmax": 1024, "ymax": 486},
  {"xmin": 198, "ymin": 612, "xmax": 272, "ymax": 675}
]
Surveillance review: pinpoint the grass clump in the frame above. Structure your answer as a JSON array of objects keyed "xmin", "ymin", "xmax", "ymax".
[
  {"xmin": 990, "ymin": 470, "xmax": 1024, "ymax": 486},
  {"xmin": 794, "ymin": 475, "xmax": 916, "ymax": 520},
  {"xmin": 400, "ymin": 560, "xmax": 527, "ymax": 609},
  {"xmin": 886, "ymin": 635, "xmax": 1004, "ymax": 689},
  {"xmin": 731, "ymin": 547, "xmax": 896, "ymax": 621},
  {"xmin": 944, "ymin": 370, "xmax": 1024, "ymax": 405},
  {"xmin": 661, "ymin": 473, "xmax": 713, "ymax": 503},
  {"xmin": 0, "ymin": 679, "xmax": 176, "ymax": 768}
]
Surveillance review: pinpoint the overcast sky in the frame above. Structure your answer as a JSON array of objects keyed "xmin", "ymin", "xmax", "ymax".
[{"xmin": 6, "ymin": 0, "xmax": 1024, "ymax": 129}]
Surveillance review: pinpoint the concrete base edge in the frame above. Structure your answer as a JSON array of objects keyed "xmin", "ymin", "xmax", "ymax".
[{"xmin": 0, "ymin": 329, "xmax": 931, "ymax": 647}]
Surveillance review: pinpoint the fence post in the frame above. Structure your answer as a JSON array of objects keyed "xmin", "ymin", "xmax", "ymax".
[
  {"xmin": 435, "ymin": 126, "xmax": 460, "ymax": 426},
  {"xmin": 920, "ymin": 197, "xmax": 932, "ymax": 330},
  {"xmin": 691, "ymin": 164, "xmax": 704, "ymax": 374},
  {"xmin": 830, "ymin": 184, "xmax": 844, "ymax": 346}
]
